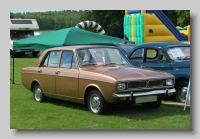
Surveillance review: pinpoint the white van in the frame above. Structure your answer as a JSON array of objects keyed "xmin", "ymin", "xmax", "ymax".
[{"xmin": 10, "ymin": 19, "xmax": 40, "ymax": 57}]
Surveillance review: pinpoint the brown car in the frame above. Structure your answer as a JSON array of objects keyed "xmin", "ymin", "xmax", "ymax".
[{"xmin": 21, "ymin": 45, "xmax": 176, "ymax": 115}]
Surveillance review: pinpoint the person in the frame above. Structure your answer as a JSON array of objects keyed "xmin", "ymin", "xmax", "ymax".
[{"xmin": 124, "ymin": 34, "xmax": 129, "ymax": 40}]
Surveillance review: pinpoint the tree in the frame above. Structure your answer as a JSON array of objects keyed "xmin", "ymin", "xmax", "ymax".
[
  {"xmin": 162, "ymin": 10, "xmax": 190, "ymax": 27},
  {"xmin": 80, "ymin": 10, "xmax": 124, "ymax": 38},
  {"xmin": 176, "ymin": 10, "xmax": 190, "ymax": 26}
]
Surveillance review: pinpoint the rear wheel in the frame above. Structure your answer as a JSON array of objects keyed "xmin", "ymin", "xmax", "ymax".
[
  {"xmin": 33, "ymin": 83, "xmax": 47, "ymax": 102},
  {"xmin": 142, "ymin": 100, "xmax": 161, "ymax": 108},
  {"xmin": 87, "ymin": 89, "xmax": 108, "ymax": 115},
  {"xmin": 175, "ymin": 81, "xmax": 189, "ymax": 103}
]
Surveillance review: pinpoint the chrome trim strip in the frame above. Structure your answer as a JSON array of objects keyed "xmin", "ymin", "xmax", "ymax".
[{"xmin": 112, "ymin": 88, "xmax": 176, "ymax": 98}]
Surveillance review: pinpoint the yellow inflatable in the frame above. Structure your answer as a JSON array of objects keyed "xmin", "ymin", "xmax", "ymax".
[{"xmin": 124, "ymin": 10, "xmax": 190, "ymax": 44}]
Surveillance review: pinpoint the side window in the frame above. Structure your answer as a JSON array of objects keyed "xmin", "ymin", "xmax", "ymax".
[
  {"xmin": 71, "ymin": 56, "xmax": 77, "ymax": 69},
  {"xmin": 107, "ymin": 49, "xmax": 124, "ymax": 64},
  {"xmin": 130, "ymin": 48, "xmax": 144, "ymax": 62},
  {"xmin": 60, "ymin": 51, "xmax": 73, "ymax": 68},
  {"xmin": 42, "ymin": 51, "xmax": 60, "ymax": 67},
  {"xmin": 146, "ymin": 48, "xmax": 158, "ymax": 62}
]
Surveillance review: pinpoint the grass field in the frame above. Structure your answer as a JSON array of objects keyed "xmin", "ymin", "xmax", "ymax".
[{"xmin": 10, "ymin": 56, "xmax": 190, "ymax": 130}]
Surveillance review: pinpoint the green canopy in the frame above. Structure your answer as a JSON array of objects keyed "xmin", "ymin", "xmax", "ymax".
[{"xmin": 13, "ymin": 27, "xmax": 131, "ymax": 50}]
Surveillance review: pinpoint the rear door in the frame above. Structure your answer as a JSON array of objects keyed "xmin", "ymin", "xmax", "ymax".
[{"xmin": 38, "ymin": 50, "xmax": 61, "ymax": 94}]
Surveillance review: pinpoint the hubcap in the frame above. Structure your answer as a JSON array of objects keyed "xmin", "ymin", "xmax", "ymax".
[
  {"xmin": 180, "ymin": 87, "xmax": 188, "ymax": 102},
  {"xmin": 35, "ymin": 87, "xmax": 42, "ymax": 101},
  {"xmin": 90, "ymin": 94, "xmax": 100, "ymax": 113}
]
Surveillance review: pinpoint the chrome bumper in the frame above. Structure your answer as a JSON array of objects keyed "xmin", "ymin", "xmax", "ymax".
[{"xmin": 112, "ymin": 88, "xmax": 176, "ymax": 98}]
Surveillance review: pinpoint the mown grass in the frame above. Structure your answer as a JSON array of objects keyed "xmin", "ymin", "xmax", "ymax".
[{"xmin": 10, "ymin": 56, "xmax": 190, "ymax": 130}]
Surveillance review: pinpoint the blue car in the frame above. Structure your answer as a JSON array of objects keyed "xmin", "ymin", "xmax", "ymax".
[
  {"xmin": 114, "ymin": 42, "xmax": 135, "ymax": 57},
  {"xmin": 116, "ymin": 42, "xmax": 190, "ymax": 103}
]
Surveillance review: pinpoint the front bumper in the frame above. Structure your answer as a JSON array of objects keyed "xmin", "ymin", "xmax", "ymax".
[{"xmin": 112, "ymin": 88, "xmax": 176, "ymax": 98}]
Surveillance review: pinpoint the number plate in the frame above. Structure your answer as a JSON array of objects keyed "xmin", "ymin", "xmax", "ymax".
[{"xmin": 135, "ymin": 95, "xmax": 157, "ymax": 103}]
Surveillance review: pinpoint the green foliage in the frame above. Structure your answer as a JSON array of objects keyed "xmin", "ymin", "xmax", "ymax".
[
  {"xmin": 176, "ymin": 10, "xmax": 190, "ymax": 26},
  {"xmin": 162, "ymin": 10, "xmax": 177, "ymax": 26},
  {"xmin": 10, "ymin": 10, "xmax": 84, "ymax": 30},
  {"xmin": 81, "ymin": 10, "xmax": 124, "ymax": 38},
  {"xmin": 162, "ymin": 10, "xmax": 190, "ymax": 26}
]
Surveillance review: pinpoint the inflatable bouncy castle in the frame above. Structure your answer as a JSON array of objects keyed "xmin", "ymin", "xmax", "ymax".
[
  {"xmin": 176, "ymin": 25, "xmax": 190, "ymax": 41},
  {"xmin": 124, "ymin": 10, "xmax": 190, "ymax": 44}
]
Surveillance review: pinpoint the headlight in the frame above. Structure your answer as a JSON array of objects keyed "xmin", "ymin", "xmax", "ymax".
[
  {"xmin": 165, "ymin": 79, "xmax": 173, "ymax": 86},
  {"xmin": 117, "ymin": 82, "xmax": 126, "ymax": 90}
]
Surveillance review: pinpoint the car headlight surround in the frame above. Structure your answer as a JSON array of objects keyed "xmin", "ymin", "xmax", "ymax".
[
  {"xmin": 165, "ymin": 79, "xmax": 173, "ymax": 86},
  {"xmin": 117, "ymin": 82, "xmax": 127, "ymax": 90}
]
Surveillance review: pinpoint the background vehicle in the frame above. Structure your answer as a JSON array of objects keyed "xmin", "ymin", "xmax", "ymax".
[
  {"xmin": 119, "ymin": 42, "xmax": 190, "ymax": 103},
  {"xmin": 114, "ymin": 42, "xmax": 135, "ymax": 57},
  {"xmin": 10, "ymin": 18, "xmax": 40, "ymax": 57}
]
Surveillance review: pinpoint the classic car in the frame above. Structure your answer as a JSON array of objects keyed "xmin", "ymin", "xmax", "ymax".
[
  {"xmin": 117, "ymin": 42, "xmax": 190, "ymax": 103},
  {"xmin": 21, "ymin": 45, "xmax": 176, "ymax": 115}
]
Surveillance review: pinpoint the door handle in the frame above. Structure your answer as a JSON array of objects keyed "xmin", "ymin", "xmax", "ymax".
[
  {"xmin": 141, "ymin": 65, "xmax": 145, "ymax": 68},
  {"xmin": 55, "ymin": 71, "xmax": 60, "ymax": 74}
]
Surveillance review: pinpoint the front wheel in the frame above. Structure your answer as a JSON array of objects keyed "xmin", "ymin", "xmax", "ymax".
[
  {"xmin": 87, "ymin": 89, "xmax": 108, "ymax": 115},
  {"xmin": 175, "ymin": 81, "xmax": 189, "ymax": 103},
  {"xmin": 33, "ymin": 83, "xmax": 47, "ymax": 102}
]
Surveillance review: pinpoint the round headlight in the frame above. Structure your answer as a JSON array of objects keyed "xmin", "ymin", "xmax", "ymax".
[
  {"xmin": 117, "ymin": 83, "xmax": 126, "ymax": 90},
  {"xmin": 166, "ymin": 79, "xmax": 173, "ymax": 86}
]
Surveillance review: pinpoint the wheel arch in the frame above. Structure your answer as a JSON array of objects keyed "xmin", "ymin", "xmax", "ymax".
[
  {"xmin": 84, "ymin": 85, "xmax": 104, "ymax": 106},
  {"xmin": 175, "ymin": 77, "xmax": 189, "ymax": 87},
  {"xmin": 31, "ymin": 80, "xmax": 40, "ymax": 92}
]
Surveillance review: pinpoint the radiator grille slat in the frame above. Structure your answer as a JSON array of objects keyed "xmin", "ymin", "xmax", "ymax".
[
  {"xmin": 149, "ymin": 80, "xmax": 163, "ymax": 87},
  {"xmin": 127, "ymin": 80, "xmax": 164, "ymax": 89},
  {"xmin": 128, "ymin": 81, "xmax": 147, "ymax": 88}
]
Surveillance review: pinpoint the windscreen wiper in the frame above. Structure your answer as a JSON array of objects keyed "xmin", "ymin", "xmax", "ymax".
[
  {"xmin": 81, "ymin": 62, "xmax": 96, "ymax": 67},
  {"xmin": 103, "ymin": 63, "xmax": 116, "ymax": 66}
]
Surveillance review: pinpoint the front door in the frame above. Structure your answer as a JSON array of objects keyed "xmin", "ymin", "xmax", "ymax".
[
  {"xmin": 130, "ymin": 47, "xmax": 171, "ymax": 71},
  {"xmin": 55, "ymin": 51, "xmax": 79, "ymax": 98}
]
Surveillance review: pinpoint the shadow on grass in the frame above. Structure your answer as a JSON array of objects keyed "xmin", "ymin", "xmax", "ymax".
[{"xmin": 43, "ymin": 97, "xmax": 190, "ymax": 119}]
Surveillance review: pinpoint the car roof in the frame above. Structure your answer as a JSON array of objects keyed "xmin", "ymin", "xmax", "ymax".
[
  {"xmin": 133, "ymin": 42, "xmax": 190, "ymax": 49},
  {"xmin": 46, "ymin": 45, "xmax": 118, "ymax": 51}
]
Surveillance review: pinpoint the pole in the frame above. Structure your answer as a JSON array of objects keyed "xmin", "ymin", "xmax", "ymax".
[
  {"xmin": 10, "ymin": 51, "xmax": 15, "ymax": 84},
  {"xmin": 184, "ymin": 79, "xmax": 190, "ymax": 110}
]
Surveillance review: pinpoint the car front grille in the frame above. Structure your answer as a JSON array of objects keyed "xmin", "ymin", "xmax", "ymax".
[
  {"xmin": 128, "ymin": 81, "xmax": 147, "ymax": 88},
  {"xmin": 149, "ymin": 80, "xmax": 163, "ymax": 87},
  {"xmin": 127, "ymin": 79, "xmax": 164, "ymax": 89}
]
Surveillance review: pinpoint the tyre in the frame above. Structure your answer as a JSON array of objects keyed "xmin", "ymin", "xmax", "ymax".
[
  {"xmin": 175, "ymin": 81, "xmax": 189, "ymax": 103},
  {"xmin": 87, "ymin": 89, "xmax": 108, "ymax": 115},
  {"xmin": 33, "ymin": 83, "xmax": 47, "ymax": 102},
  {"xmin": 142, "ymin": 100, "xmax": 161, "ymax": 108}
]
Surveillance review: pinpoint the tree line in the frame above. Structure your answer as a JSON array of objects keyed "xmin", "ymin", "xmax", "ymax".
[{"xmin": 10, "ymin": 10, "xmax": 190, "ymax": 38}]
